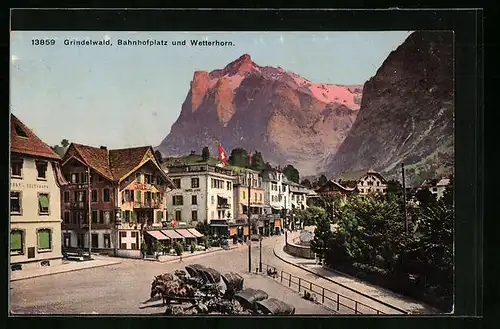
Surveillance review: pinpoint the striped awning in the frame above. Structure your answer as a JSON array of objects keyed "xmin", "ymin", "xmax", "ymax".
[
  {"xmin": 161, "ymin": 229, "xmax": 184, "ymax": 240},
  {"xmin": 146, "ymin": 230, "xmax": 169, "ymax": 240},
  {"xmin": 174, "ymin": 229, "xmax": 196, "ymax": 239},
  {"xmin": 187, "ymin": 228, "xmax": 204, "ymax": 238}
]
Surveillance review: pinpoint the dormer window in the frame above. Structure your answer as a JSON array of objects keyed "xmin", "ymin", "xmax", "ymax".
[
  {"xmin": 15, "ymin": 124, "xmax": 28, "ymax": 137},
  {"xmin": 11, "ymin": 159, "xmax": 23, "ymax": 178},
  {"xmin": 36, "ymin": 161, "xmax": 48, "ymax": 180}
]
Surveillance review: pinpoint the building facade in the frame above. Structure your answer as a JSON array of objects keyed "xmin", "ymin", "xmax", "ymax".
[
  {"xmin": 165, "ymin": 164, "xmax": 235, "ymax": 235},
  {"xmin": 315, "ymin": 180, "xmax": 356, "ymax": 202},
  {"xmin": 60, "ymin": 143, "xmax": 175, "ymax": 258},
  {"xmin": 335, "ymin": 170, "xmax": 388, "ymax": 195},
  {"xmin": 10, "ymin": 114, "xmax": 68, "ymax": 270}
]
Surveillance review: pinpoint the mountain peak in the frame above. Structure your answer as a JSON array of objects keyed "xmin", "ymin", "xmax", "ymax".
[{"xmin": 223, "ymin": 53, "xmax": 255, "ymax": 75}]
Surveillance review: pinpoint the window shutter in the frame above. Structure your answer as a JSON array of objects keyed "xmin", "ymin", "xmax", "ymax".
[
  {"xmin": 38, "ymin": 230, "xmax": 50, "ymax": 249},
  {"xmin": 157, "ymin": 211, "xmax": 163, "ymax": 222},
  {"xmin": 136, "ymin": 191, "xmax": 141, "ymax": 202},
  {"xmin": 172, "ymin": 195, "xmax": 176, "ymax": 205},
  {"xmin": 10, "ymin": 231, "xmax": 22, "ymax": 250}
]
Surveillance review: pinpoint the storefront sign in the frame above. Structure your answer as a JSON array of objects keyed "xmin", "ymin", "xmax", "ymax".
[{"xmin": 11, "ymin": 182, "xmax": 49, "ymax": 190}]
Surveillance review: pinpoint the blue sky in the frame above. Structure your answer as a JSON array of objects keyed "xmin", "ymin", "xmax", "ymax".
[{"xmin": 10, "ymin": 31, "xmax": 412, "ymax": 149}]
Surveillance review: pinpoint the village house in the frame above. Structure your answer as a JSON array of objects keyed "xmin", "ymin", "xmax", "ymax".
[
  {"xmin": 261, "ymin": 168, "xmax": 290, "ymax": 233},
  {"xmin": 60, "ymin": 143, "xmax": 175, "ymax": 258},
  {"xmin": 420, "ymin": 177, "xmax": 451, "ymax": 200},
  {"xmin": 315, "ymin": 179, "xmax": 356, "ymax": 202},
  {"xmin": 334, "ymin": 170, "xmax": 388, "ymax": 195},
  {"xmin": 165, "ymin": 163, "xmax": 235, "ymax": 237},
  {"xmin": 232, "ymin": 169, "xmax": 269, "ymax": 237},
  {"xmin": 10, "ymin": 114, "xmax": 68, "ymax": 271}
]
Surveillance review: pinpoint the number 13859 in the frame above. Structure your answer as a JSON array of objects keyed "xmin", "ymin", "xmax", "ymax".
[{"xmin": 32, "ymin": 39, "xmax": 56, "ymax": 46}]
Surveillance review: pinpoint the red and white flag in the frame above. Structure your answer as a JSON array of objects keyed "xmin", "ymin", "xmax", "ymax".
[
  {"xmin": 218, "ymin": 142, "xmax": 228, "ymax": 165},
  {"xmin": 170, "ymin": 219, "xmax": 177, "ymax": 227}
]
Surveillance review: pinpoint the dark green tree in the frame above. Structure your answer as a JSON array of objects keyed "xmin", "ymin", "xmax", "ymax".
[
  {"xmin": 154, "ymin": 150, "xmax": 163, "ymax": 164},
  {"xmin": 415, "ymin": 188, "xmax": 437, "ymax": 206},
  {"xmin": 283, "ymin": 164, "xmax": 300, "ymax": 183},
  {"xmin": 51, "ymin": 139, "xmax": 70, "ymax": 157},
  {"xmin": 228, "ymin": 148, "xmax": 249, "ymax": 167},
  {"xmin": 201, "ymin": 146, "xmax": 210, "ymax": 161},
  {"xmin": 300, "ymin": 178, "xmax": 312, "ymax": 188},
  {"xmin": 310, "ymin": 216, "xmax": 332, "ymax": 263},
  {"xmin": 250, "ymin": 151, "xmax": 266, "ymax": 171},
  {"xmin": 317, "ymin": 174, "xmax": 329, "ymax": 187},
  {"xmin": 196, "ymin": 221, "xmax": 210, "ymax": 236}
]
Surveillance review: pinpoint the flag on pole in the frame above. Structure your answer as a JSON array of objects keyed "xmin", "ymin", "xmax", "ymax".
[
  {"xmin": 170, "ymin": 219, "xmax": 177, "ymax": 227},
  {"xmin": 217, "ymin": 142, "xmax": 228, "ymax": 166},
  {"xmin": 248, "ymin": 151, "xmax": 253, "ymax": 169}
]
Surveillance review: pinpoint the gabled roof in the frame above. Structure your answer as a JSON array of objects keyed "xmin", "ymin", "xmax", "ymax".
[
  {"xmin": 316, "ymin": 180, "xmax": 356, "ymax": 193},
  {"xmin": 334, "ymin": 170, "xmax": 387, "ymax": 183},
  {"xmin": 10, "ymin": 114, "xmax": 61, "ymax": 160},
  {"xmin": 63, "ymin": 143, "xmax": 174, "ymax": 187}
]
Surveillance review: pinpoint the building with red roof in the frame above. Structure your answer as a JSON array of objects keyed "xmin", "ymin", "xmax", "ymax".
[
  {"xmin": 10, "ymin": 114, "xmax": 68, "ymax": 271},
  {"xmin": 60, "ymin": 142, "xmax": 176, "ymax": 258}
]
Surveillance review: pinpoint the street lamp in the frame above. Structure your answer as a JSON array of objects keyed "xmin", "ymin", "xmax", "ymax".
[{"xmin": 114, "ymin": 208, "xmax": 122, "ymax": 257}]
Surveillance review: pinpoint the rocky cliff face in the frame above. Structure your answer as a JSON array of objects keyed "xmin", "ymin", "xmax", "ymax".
[
  {"xmin": 157, "ymin": 54, "xmax": 363, "ymax": 175},
  {"xmin": 324, "ymin": 31, "xmax": 454, "ymax": 185}
]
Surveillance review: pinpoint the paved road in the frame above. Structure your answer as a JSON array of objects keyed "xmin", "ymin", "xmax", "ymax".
[{"xmin": 10, "ymin": 240, "xmax": 332, "ymax": 315}]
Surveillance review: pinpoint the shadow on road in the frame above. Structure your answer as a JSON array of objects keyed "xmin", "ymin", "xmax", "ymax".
[{"xmin": 138, "ymin": 301, "xmax": 166, "ymax": 309}]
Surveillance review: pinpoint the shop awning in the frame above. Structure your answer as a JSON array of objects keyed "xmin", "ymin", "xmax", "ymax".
[
  {"xmin": 175, "ymin": 229, "xmax": 197, "ymax": 239},
  {"xmin": 241, "ymin": 203, "xmax": 265, "ymax": 207},
  {"xmin": 187, "ymin": 228, "xmax": 204, "ymax": 238},
  {"xmin": 146, "ymin": 230, "xmax": 169, "ymax": 240},
  {"xmin": 161, "ymin": 229, "xmax": 184, "ymax": 240}
]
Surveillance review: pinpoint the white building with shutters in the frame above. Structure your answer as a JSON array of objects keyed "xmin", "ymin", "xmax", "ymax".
[
  {"xmin": 10, "ymin": 114, "xmax": 68, "ymax": 271},
  {"xmin": 165, "ymin": 164, "xmax": 235, "ymax": 227}
]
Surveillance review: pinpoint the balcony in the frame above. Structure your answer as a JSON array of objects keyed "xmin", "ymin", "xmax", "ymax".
[
  {"xmin": 134, "ymin": 200, "xmax": 161, "ymax": 209},
  {"xmin": 217, "ymin": 203, "xmax": 230, "ymax": 209}
]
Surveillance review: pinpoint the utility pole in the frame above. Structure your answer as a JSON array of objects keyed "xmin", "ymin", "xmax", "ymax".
[
  {"xmin": 247, "ymin": 171, "xmax": 252, "ymax": 273},
  {"xmin": 87, "ymin": 166, "xmax": 92, "ymax": 259},
  {"xmin": 401, "ymin": 162, "xmax": 408, "ymax": 234},
  {"xmin": 259, "ymin": 234, "xmax": 262, "ymax": 273}
]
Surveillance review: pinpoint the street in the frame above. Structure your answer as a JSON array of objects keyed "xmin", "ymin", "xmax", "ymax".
[{"xmin": 10, "ymin": 237, "xmax": 333, "ymax": 315}]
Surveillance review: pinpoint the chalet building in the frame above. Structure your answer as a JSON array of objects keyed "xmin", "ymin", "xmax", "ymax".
[
  {"xmin": 315, "ymin": 180, "xmax": 356, "ymax": 202},
  {"xmin": 335, "ymin": 170, "xmax": 388, "ymax": 195},
  {"xmin": 420, "ymin": 177, "xmax": 451, "ymax": 200},
  {"xmin": 288, "ymin": 182, "xmax": 310, "ymax": 211},
  {"xmin": 165, "ymin": 163, "xmax": 235, "ymax": 237},
  {"xmin": 10, "ymin": 114, "xmax": 68, "ymax": 271},
  {"xmin": 60, "ymin": 143, "xmax": 175, "ymax": 258}
]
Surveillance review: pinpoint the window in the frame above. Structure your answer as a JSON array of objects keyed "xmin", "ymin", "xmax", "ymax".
[
  {"xmin": 103, "ymin": 189, "xmax": 110, "ymax": 202},
  {"xmin": 15, "ymin": 124, "xmax": 28, "ymax": 137},
  {"xmin": 63, "ymin": 233, "xmax": 71, "ymax": 247},
  {"xmin": 120, "ymin": 231, "xmax": 127, "ymax": 238},
  {"xmin": 211, "ymin": 195, "xmax": 214, "ymax": 205},
  {"xmin": 156, "ymin": 210, "xmax": 163, "ymax": 223},
  {"xmin": 227, "ymin": 182, "xmax": 231, "ymax": 190},
  {"xmin": 10, "ymin": 192, "xmax": 21, "ymax": 214},
  {"xmin": 37, "ymin": 228, "xmax": 52, "ymax": 251},
  {"xmin": 64, "ymin": 211, "xmax": 70, "ymax": 224},
  {"xmin": 64, "ymin": 191, "xmax": 70, "ymax": 203},
  {"xmin": 92, "ymin": 210, "xmax": 98, "ymax": 223},
  {"xmin": 192, "ymin": 195, "xmax": 197, "ymax": 205},
  {"xmin": 242, "ymin": 191, "xmax": 246, "ymax": 199},
  {"xmin": 157, "ymin": 176, "xmax": 163, "ymax": 185},
  {"xmin": 10, "ymin": 230, "xmax": 24, "ymax": 255},
  {"xmin": 74, "ymin": 191, "xmax": 86, "ymax": 202},
  {"xmin": 104, "ymin": 234, "xmax": 111, "ymax": 248},
  {"xmin": 91, "ymin": 190, "xmax": 98, "ymax": 202},
  {"xmin": 98, "ymin": 175, "xmax": 103, "ymax": 182},
  {"xmin": 173, "ymin": 178, "xmax": 181, "ymax": 189},
  {"xmin": 71, "ymin": 173, "xmax": 79, "ymax": 183},
  {"xmin": 192, "ymin": 210, "xmax": 198, "ymax": 221},
  {"xmin": 191, "ymin": 178, "xmax": 199, "ymax": 188},
  {"xmin": 377, "ymin": 181, "xmax": 380, "ymax": 186},
  {"xmin": 136, "ymin": 173, "xmax": 141, "ymax": 183},
  {"xmin": 282, "ymin": 186, "xmax": 286, "ymax": 192},
  {"xmin": 123, "ymin": 210, "xmax": 131, "ymax": 222},
  {"xmin": 172, "ymin": 195, "xmax": 183, "ymax": 206},
  {"xmin": 175, "ymin": 210, "xmax": 182, "ymax": 221},
  {"xmin": 144, "ymin": 174, "xmax": 151, "ymax": 184},
  {"xmin": 91, "ymin": 234, "xmax": 98, "ymax": 248},
  {"xmin": 259, "ymin": 193, "xmax": 262, "ymax": 201},
  {"xmin": 254, "ymin": 193, "xmax": 257, "ymax": 201},
  {"xmin": 11, "ymin": 159, "xmax": 23, "ymax": 177},
  {"xmin": 131, "ymin": 232, "xmax": 137, "ymax": 238},
  {"xmin": 383, "ymin": 188, "xmax": 387, "ymax": 193},
  {"xmin": 35, "ymin": 161, "xmax": 48, "ymax": 179},
  {"xmin": 432, "ymin": 187, "xmax": 438, "ymax": 192},
  {"xmin": 38, "ymin": 193, "xmax": 50, "ymax": 215},
  {"xmin": 81, "ymin": 172, "xmax": 87, "ymax": 183}
]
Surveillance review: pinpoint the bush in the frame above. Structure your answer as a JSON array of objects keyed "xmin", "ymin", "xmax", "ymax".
[
  {"xmin": 190, "ymin": 242, "xmax": 196, "ymax": 253},
  {"xmin": 174, "ymin": 242, "xmax": 184, "ymax": 256}
]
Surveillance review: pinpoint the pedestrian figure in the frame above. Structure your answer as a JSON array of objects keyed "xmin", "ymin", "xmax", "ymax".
[{"xmin": 179, "ymin": 254, "xmax": 183, "ymax": 262}]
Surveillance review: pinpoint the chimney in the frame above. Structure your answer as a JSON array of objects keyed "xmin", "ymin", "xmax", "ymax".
[{"xmin": 100, "ymin": 146, "xmax": 107, "ymax": 150}]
